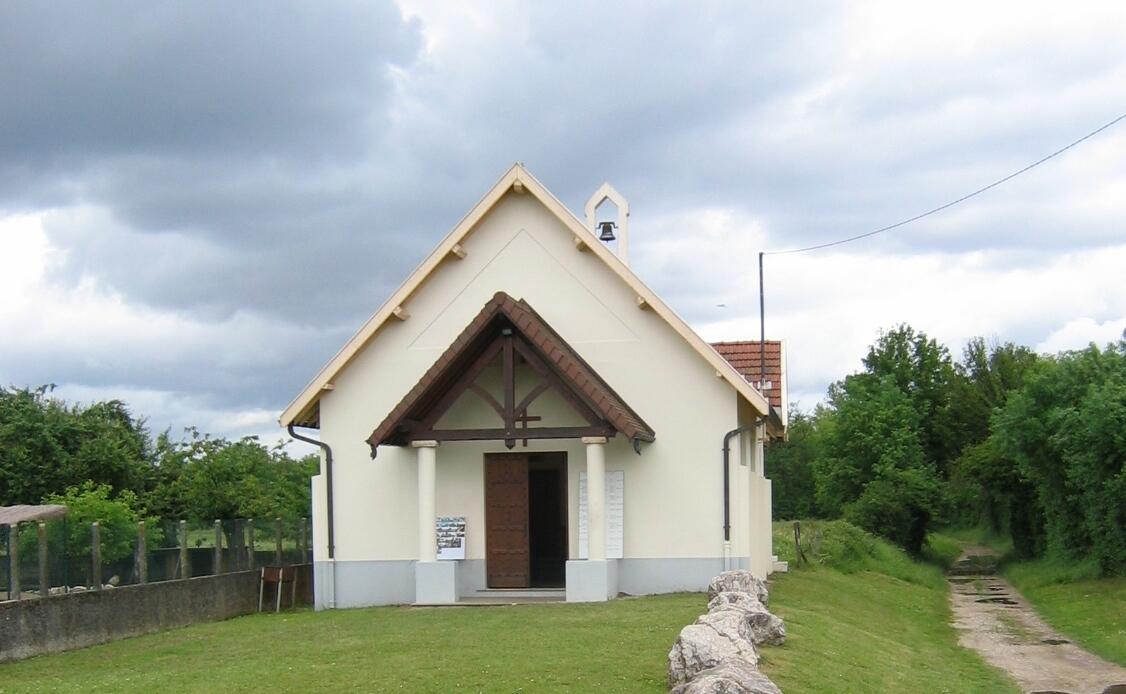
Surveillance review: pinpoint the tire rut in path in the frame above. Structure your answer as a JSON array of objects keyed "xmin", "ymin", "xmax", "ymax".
[{"xmin": 948, "ymin": 546, "xmax": 1126, "ymax": 694}]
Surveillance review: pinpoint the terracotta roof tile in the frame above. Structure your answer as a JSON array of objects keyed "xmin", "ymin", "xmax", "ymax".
[{"xmin": 711, "ymin": 340, "xmax": 785, "ymax": 409}]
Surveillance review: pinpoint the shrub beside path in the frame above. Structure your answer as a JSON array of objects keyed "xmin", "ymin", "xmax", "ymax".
[{"xmin": 948, "ymin": 546, "xmax": 1126, "ymax": 694}]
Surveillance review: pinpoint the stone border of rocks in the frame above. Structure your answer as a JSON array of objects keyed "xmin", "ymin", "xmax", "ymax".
[{"xmin": 667, "ymin": 570, "xmax": 786, "ymax": 693}]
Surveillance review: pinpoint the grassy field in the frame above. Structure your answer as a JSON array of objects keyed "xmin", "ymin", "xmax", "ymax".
[
  {"xmin": 0, "ymin": 595, "xmax": 704, "ymax": 693},
  {"xmin": 1, "ymin": 521, "xmax": 1020, "ymax": 693},
  {"xmin": 1003, "ymin": 558, "xmax": 1126, "ymax": 666},
  {"xmin": 764, "ymin": 521, "xmax": 1018, "ymax": 693}
]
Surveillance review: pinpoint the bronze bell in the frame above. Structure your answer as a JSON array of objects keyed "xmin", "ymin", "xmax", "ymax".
[{"xmin": 597, "ymin": 220, "xmax": 617, "ymax": 242}]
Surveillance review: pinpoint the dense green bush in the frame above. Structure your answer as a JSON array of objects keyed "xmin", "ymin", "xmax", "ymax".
[
  {"xmin": 148, "ymin": 428, "xmax": 318, "ymax": 523},
  {"xmin": 993, "ymin": 343, "xmax": 1126, "ymax": 574},
  {"xmin": 0, "ymin": 386, "xmax": 151, "ymax": 505},
  {"xmin": 771, "ymin": 519, "xmax": 946, "ymax": 588},
  {"xmin": 813, "ymin": 366, "xmax": 943, "ymax": 554},
  {"xmin": 1, "ymin": 386, "xmax": 318, "ymax": 529},
  {"xmin": 769, "ymin": 327, "xmax": 1124, "ymax": 576},
  {"xmin": 766, "ymin": 410, "xmax": 822, "ymax": 520},
  {"xmin": 16, "ymin": 482, "xmax": 164, "ymax": 583}
]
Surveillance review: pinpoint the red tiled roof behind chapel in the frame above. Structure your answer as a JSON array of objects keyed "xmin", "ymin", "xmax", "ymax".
[{"xmin": 711, "ymin": 340, "xmax": 784, "ymax": 410}]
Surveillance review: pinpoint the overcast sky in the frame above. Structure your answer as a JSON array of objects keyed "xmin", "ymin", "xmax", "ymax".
[{"xmin": 2, "ymin": 1, "xmax": 1125, "ymax": 446}]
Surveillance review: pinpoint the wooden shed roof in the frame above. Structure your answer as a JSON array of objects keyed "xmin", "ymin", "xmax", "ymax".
[{"xmin": 0, "ymin": 504, "xmax": 67, "ymax": 525}]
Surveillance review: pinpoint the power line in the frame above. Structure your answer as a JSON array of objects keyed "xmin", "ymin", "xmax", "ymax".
[
  {"xmin": 765, "ymin": 111, "xmax": 1126, "ymax": 256},
  {"xmin": 754, "ymin": 112, "xmax": 1126, "ymax": 405}
]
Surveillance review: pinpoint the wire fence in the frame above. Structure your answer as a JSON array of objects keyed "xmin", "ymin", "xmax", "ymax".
[{"xmin": 1, "ymin": 517, "xmax": 310, "ymax": 601}]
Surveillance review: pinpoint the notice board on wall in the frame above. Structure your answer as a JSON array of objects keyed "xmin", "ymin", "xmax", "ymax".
[
  {"xmin": 436, "ymin": 516, "xmax": 466, "ymax": 560},
  {"xmin": 578, "ymin": 470, "xmax": 624, "ymax": 559}
]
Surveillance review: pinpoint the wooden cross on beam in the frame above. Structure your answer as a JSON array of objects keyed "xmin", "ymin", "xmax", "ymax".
[{"xmin": 514, "ymin": 408, "xmax": 541, "ymax": 447}]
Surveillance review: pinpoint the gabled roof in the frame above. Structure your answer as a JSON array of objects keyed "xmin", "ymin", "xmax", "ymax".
[
  {"xmin": 712, "ymin": 341, "xmax": 785, "ymax": 411},
  {"xmin": 280, "ymin": 163, "xmax": 774, "ymax": 432},
  {"xmin": 367, "ymin": 292, "xmax": 655, "ymax": 454}
]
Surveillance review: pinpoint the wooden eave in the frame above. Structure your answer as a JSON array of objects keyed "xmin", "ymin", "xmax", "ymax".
[
  {"xmin": 366, "ymin": 292, "xmax": 655, "ymax": 455},
  {"xmin": 280, "ymin": 163, "xmax": 771, "ymax": 431}
]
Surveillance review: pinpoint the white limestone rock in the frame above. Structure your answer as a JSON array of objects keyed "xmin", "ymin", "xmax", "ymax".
[
  {"xmin": 670, "ymin": 658, "xmax": 783, "ymax": 694},
  {"xmin": 706, "ymin": 593, "xmax": 786, "ymax": 646},
  {"xmin": 706, "ymin": 571, "xmax": 769, "ymax": 605},
  {"xmin": 667, "ymin": 620, "xmax": 760, "ymax": 687},
  {"xmin": 707, "ymin": 591, "xmax": 763, "ymax": 612}
]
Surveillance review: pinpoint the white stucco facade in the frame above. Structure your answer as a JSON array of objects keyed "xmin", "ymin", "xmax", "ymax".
[{"xmin": 291, "ymin": 167, "xmax": 778, "ymax": 608}]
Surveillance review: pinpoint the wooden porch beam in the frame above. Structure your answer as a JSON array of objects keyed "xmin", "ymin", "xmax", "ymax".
[
  {"xmin": 502, "ymin": 333, "xmax": 515, "ymax": 432},
  {"xmin": 417, "ymin": 426, "xmax": 616, "ymax": 442},
  {"xmin": 511, "ymin": 340, "xmax": 605, "ymax": 427},
  {"xmin": 468, "ymin": 383, "xmax": 505, "ymax": 419},
  {"xmin": 417, "ymin": 340, "xmax": 504, "ymax": 431}
]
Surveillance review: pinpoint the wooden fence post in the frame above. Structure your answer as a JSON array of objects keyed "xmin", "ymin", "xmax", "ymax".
[
  {"xmin": 37, "ymin": 521, "xmax": 48, "ymax": 597},
  {"xmin": 274, "ymin": 518, "xmax": 283, "ymax": 565},
  {"xmin": 91, "ymin": 522, "xmax": 102, "ymax": 590},
  {"xmin": 8, "ymin": 523, "xmax": 20, "ymax": 600},
  {"xmin": 231, "ymin": 520, "xmax": 240, "ymax": 571},
  {"xmin": 247, "ymin": 519, "xmax": 256, "ymax": 570},
  {"xmin": 136, "ymin": 521, "xmax": 148, "ymax": 584},
  {"xmin": 179, "ymin": 520, "xmax": 190, "ymax": 579},
  {"xmin": 793, "ymin": 521, "xmax": 808, "ymax": 565},
  {"xmin": 213, "ymin": 520, "xmax": 222, "ymax": 575}
]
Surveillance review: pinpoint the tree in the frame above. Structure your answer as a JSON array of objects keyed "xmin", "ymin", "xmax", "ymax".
[
  {"xmin": 766, "ymin": 408, "xmax": 823, "ymax": 520},
  {"xmin": 861, "ymin": 325, "xmax": 962, "ymax": 477},
  {"xmin": 156, "ymin": 429, "xmax": 316, "ymax": 523},
  {"xmin": 0, "ymin": 386, "xmax": 152, "ymax": 505},
  {"xmin": 993, "ymin": 342, "xmax": 1126, "ymax": 573},
  {"xmin": 814, "ymin": 373, "xmax": 943, "ymax": 553},
  {"xmin": 948, "ymin": 338, "xmax": 1041, "ymax": 540}
]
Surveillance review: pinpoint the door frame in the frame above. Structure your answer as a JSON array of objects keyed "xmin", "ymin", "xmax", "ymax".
[{"xmin": 483, "ymin": 451, "xmax": 568, "ymax": 589}]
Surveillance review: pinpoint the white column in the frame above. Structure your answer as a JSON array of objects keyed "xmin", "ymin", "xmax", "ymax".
[
  {"xmin": 583, "ymin": 436, "xmax": 608, "ymax": 561},
  {"xmin": 413, "ymin": 440, "xmax": 438, "ymax": 562}
]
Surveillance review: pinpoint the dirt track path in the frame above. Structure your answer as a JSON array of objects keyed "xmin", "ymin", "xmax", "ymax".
[{"xmin": 948, "ymin": 546, "xmax": 1126, "ymax": 694}]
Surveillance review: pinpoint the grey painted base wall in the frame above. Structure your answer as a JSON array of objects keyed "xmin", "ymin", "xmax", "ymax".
[
  {"xmin": 315, "ymin": 560, "xmax": 415, "ymax": 609},
  {"xmin": 619, "ymin": 557, "xmax": 748, "ymax": 595},
  {"xmin": 315, "ymin": 556, "xmax": 752, "ymax": 608}
]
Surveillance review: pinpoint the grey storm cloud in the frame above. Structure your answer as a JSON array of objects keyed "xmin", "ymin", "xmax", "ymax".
[
  {"xmin": 1, "ymin": 2, "xmax": 1124, "ymax": 436},
  {"xmin": 6, "ymin": 1, "xmax": 1120, "ymax": 324},
  {"xmin": 0, "ymin": 1, "xmax": 418, "ymax": 164},
  {"xmin": 0, "ymin": 1, "xmax": 437, "ymax": 327}
]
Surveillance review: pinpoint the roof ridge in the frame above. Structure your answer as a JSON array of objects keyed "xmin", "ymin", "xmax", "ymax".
[{"xmin": 280, "ymin": 163, "xmax": 775, "ymax": 432}]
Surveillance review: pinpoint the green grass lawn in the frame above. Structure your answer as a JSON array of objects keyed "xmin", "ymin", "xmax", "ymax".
[
  {"xmin": 763, "ymin": 521, "xmax": 1017, "ymax": 693},
  {"xmin": 1003, "ymin": 558, "xmax": 1126, "ymax": 667},
  {"xmin": 0, "ymin": 595, "xmax": 702, "ymax": 693},
  {"xmin": 761, "ymin": 568, "xmax": 1017, "ymax": 693},
  {"xmin": 2, "ymin": 522, "xmax": 1021, "ymax": 693}
]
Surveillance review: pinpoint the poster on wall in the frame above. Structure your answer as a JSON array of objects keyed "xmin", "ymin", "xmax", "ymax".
[
  {"xmin": 436, "ymin": 516, "xmax": 466, "ymax": 560},
  {"xmin": 578, "ymin": 470, "xmax": 624, "ymax": 559}
]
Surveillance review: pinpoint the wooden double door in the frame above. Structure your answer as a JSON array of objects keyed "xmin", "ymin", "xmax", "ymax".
[{"xmin": 485, "ymin": 452, "xmax": 568, "ymax": 588}]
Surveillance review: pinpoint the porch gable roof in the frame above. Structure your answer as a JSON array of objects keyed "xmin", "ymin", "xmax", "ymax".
[{"xmin": 366, "ymin": 291, "xmax": 655, "ymax": 455}]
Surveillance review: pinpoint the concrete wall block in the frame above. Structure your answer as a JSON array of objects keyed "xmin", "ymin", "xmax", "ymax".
[{"xmin": 0, "ymin": 566, "xmax": 312, "ymax": 664}]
